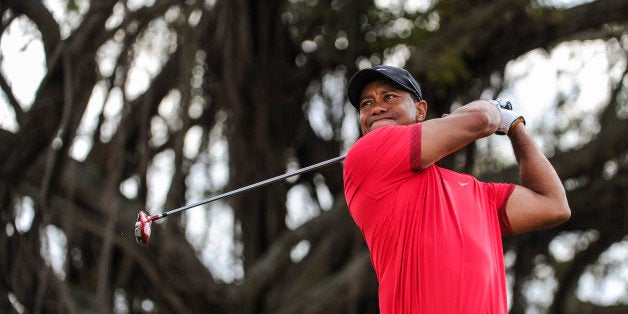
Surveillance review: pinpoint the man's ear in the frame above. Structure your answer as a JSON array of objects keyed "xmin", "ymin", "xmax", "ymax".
[{"xmin": 415, "ymin": 100, "xmax": 428, "ymax": 121}]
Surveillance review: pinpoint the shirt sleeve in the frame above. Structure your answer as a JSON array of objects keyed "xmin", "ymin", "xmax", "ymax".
[
  {"xmin": 344, "ymin": 124, "xmax": 422, "ymax": 200},
  {"xmin": 482, "ymin": 182, "xmax": 516, "ymax": 235}
]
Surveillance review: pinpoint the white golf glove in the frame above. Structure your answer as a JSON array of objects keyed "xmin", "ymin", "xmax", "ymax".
[{"xmin": 489, "ymin": 99, "xmax": 525, "ymax": 135}]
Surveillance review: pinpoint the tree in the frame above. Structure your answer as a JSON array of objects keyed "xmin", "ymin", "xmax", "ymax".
[{"xmin": 0, "ymin": 0, "xmax": 626, "ymax": 313}]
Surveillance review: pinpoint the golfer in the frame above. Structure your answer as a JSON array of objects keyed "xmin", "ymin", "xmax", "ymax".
[{"xmin": 343, "ymin": 65, "xmax": 570, "ymax": 313}]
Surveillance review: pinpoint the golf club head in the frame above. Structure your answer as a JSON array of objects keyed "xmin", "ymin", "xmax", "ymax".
[{"xmin": 135, "ymin": 211, "xmax": 152, "ymax": 245}]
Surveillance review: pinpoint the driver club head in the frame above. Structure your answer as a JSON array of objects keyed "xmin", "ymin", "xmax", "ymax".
[{"xmin": 135, "ymin": 211, "xmax": 152, "ymax": 245}]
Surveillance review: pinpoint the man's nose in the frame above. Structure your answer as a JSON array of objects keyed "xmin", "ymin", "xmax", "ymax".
[{"xmin": 371, "ymin": 103, "xmax": 387, "ymax": 115}]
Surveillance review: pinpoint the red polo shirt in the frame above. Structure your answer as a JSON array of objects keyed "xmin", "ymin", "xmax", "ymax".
[{"xmin": 343, "ymin": 123, "xmax": 514, "ymax": 313}]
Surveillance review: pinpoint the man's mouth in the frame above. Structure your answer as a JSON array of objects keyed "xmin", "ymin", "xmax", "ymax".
[{"xmin": 368, "ymin": 117, "xmax": 395, "ymax": 130}]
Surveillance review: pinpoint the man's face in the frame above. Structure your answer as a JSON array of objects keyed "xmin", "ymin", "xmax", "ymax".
[{"xmin": 358, "ymin": 79, "xmax": 426, "ymax": 135}]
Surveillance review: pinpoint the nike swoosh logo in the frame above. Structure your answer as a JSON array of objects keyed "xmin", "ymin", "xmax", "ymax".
[{"xmin": 458, "ymin": 182, "xmax": 469, "ymax": 186}]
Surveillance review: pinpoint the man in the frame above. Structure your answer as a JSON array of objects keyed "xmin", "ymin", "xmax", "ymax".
[{"xmin": 343, "ymin": 65, "xmax": 570, "ymax": 313}]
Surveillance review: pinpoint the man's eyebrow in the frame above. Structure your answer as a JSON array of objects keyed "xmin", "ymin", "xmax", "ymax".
[
  {"xmin": 358, "ymin": 94, "xmax": 372, "ymax": 102},
  {"xmin": 359, "ymin": 88, "xmax": 400, "ymax": 101}
]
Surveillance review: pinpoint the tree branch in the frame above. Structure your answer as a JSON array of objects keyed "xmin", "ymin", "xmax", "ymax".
[
  {"xmin": 0, "ymin": 72, "xmax": 24, "ymax": 126},
  {"xmin": 228, "ymin": 197, "xmax": 350, "ymax": 303}
]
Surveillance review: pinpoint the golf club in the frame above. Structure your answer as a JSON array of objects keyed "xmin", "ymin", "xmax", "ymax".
[{"xmin": 135, "ymin": 155, "xmax": 346, "ymax": 245}]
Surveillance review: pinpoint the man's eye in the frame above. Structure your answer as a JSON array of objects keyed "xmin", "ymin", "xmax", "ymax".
[
  {"xmin": 360, "ymin": 101, "xmax": 372, "ymax": 109},
  {"xmin": 384, "ymin": 94, "xmax": 395, "ymax": 100}
]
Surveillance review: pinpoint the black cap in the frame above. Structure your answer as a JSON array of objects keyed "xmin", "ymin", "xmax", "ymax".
[{"xmin": 347, "ymin": 65, "xmax": 423, "ymax": 108}]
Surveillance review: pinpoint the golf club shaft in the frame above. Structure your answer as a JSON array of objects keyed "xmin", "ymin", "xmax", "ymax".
[{"xmin": 149, "ymin": 155, "xmax": 346, "ymax": 221}]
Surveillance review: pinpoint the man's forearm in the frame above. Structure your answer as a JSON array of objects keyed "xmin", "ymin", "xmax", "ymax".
[
  {"xmin": 446, "ymin": 100, "xmax": 501, "ymax": 134},
  {"xmin": 420, "ymin": 100, "xmax": 501, "ymax": 168},
  {"xmin": 508, "ymin": 124, "xmax": 569, "ymax": 208}
]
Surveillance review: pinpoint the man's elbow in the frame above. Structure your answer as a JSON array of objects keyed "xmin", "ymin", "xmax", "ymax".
[
  {"xmin": 547, "ymin": 199, "xmax": 571, "ymax": 226},
  {"xmin": 557, "ymin": 202, "xmax": 571, "ymax": 223}
]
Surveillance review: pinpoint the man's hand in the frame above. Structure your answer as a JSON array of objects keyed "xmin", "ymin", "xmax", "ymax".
[{"xmin": 489, "ymin": 99, "xmax": 525, "ymax": 135}]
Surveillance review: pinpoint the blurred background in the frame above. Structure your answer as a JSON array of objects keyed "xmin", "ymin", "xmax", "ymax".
[{"xmin": 0, "ymin": 0, "xmax": 626, "ymax": 313}]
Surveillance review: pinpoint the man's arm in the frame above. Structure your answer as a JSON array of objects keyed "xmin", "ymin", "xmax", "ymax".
[
  {"xmin": 504, "ymin": 124, "xmax": 571, "ymax": 234},
  {"xmin": 421, "ymin": 100, "xmax": 500, "ymax": 169}
]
